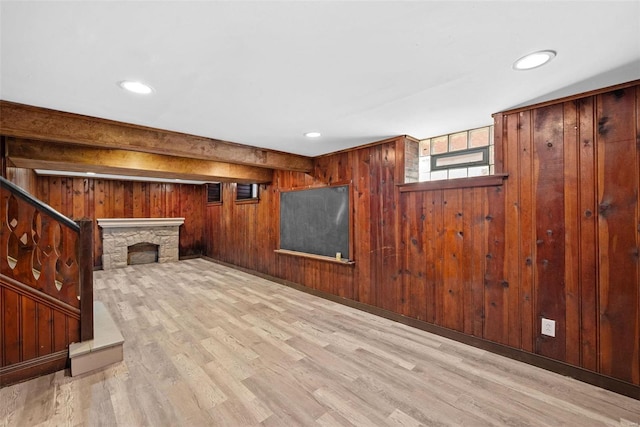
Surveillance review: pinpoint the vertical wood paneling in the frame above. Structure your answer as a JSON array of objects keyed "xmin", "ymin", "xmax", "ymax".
[
  {"xmin": 93, "ymin": 179, "xmax": 106, "ymax": 266},
  {"xmin": 112, "ymin": 181, "xmax": 126, "ymax": 218},
  {"xmin": 72, "ymin": 178, "xmax": 85, "ymax": 220},
  {"xmin": 563, "ymin": 100, "xmax": 581, "ymax": 366},
  {"xmin": 424, "ymin": 190, "xmax": 443, "ymax": 325},
  {"xmin": 504, "ymin": 111, "xmax": 521, "ymax": 348},
  {"xmin": 533, "ymin": 104, "xmax": 566, "ymax": 360},
  {"xmin": 354, "ymin": 148, "xmax": 373, "ymax": 305},
  {"xmin": 380, "ymin": 143, "xmax": 400, "ymax": 312},
  {"xmin": 27, "ymin": 176, "xmax": 205, "ymax": 268},
  {"xmin": 0, "ymin": 288, "xmax": 3, "ymax": 366},
  {"xmin": 636, "ymin": 85, "xmax": 640, "ymax": 385},
  {"xmin": 402, "ymin": 191, "xmax": 427, "ymax": 320},
  {"xmin": 369, "ymin": 145, "xmax": 383, "ymax": 308},
  {"xmin": 5, "ymin": 167, "xmax": 37, "ymax": 195},
  {"xmin": 52, "ymin": 311, "xmax": 67, "ymax": 352},
  {"xmin": 20, "ymin": 297, "xmax": 37, "ymax": 361},
  {"xmin": 518, "ymin": 110, "xmax": 535, "ymax": 353},
  {"xmin": 577, "ymin": 96, "xmax": 598, "ymax": 371},
  {"xmin": 441, "ymin": 189, "xmax": 463, "ymax": 331},
  {"xmin": 464, "ymin": 187, "xmax": 486, "ymax": 337},
  {"xmin": 3, "ymin": 289, "xmax": 20, "ymax": 365},
  {"xmin": 484, "ymin": 186, "xmax": 507, "ymax": 344},
  {"xmin": 37, "ymin": 304, "xmax": 52, "ymax": 357},
  {"xmin": 596, "ymin": 88, "xmax": 639, "ymax": 384}
]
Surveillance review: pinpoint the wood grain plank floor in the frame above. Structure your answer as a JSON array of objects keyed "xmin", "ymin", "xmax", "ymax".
[{"xmin": 2, "ymin": 258, "xmax": 640, "ymax": 426}]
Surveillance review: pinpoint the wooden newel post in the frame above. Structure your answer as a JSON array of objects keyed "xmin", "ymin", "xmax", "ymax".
[{"xmin": 78, "ymin": 219, "xmax": 94, "ymax": 341}]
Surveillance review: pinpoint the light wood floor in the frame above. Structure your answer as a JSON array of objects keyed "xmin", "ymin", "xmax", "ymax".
[{"xmin": 2, "ymin": 258, "xmax": 640, "ymax": 426}]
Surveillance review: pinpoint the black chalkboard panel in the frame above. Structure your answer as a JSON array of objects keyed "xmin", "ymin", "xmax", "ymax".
[{"xmin": 280, "ymin": 185, "xmax": 350, "ymax": 259}]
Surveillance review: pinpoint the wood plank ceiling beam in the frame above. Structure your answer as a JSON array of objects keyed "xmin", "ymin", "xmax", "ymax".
[
  {"xmin": 0, "ymin": 101, "xmax": 313, "ymax": 173},
  {"xmin": 6, "ymin": 138, "xmax": 274, "ymax": 184}
]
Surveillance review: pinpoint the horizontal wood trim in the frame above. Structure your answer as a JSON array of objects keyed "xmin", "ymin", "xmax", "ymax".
[
  {"xmin": 0, "ymin": 274, "xmax": 81, "ymax": 319},
  {"xmin": 201, "ymin": 257, "xmax": 640, "ymax": 401},
  {"xmin": 398, "ymin": 173, "xmax": 508, "ymax": 192},
  {"xmin": 7, "ymin": 139, "xmax": 274, "ymax": 184},
  {"xmin": 274, "ymin": 249, "xmax": 355, "ymax": 265},
  {"xmin": 0, "ymin": 101, "xmax": 313, "ymax": 173},
  {"xmin": 0, "ymin": 350, "xmax": 68, "ymax": 387}
]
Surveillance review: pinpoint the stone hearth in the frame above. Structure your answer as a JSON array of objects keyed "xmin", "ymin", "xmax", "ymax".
[{"xmin": 97, "ymin": 218, "xmax": 184, "ymax": 270}]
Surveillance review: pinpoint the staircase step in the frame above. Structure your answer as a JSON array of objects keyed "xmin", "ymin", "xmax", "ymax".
[{"xmin": 69, "ymin": 301, "xmax": 124, "ymax": 376}]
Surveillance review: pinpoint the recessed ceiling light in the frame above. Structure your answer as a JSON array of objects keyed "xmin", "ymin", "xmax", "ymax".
[
  {"xmin": 304, "ymin": 132, "xmax": 321, "ymax": 138},
  {"xmin": 118, "ymin": 80, "xmax": 154, "ymax": 94},
  {"xmin": 86, "ymin": 172, "xmax": 96, "ymax": 175},
  {"xmin": 513, "ymin": 50, "xmax": 556, "ymax": 70}
]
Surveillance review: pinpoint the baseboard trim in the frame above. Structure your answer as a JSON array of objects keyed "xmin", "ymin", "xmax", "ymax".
[
  {"xmin": 0, "ymin": 350, "xmax": 68, "ymax": 388},
  {"xmin": 201, "ymin": 256, "xmax": 640, "ymax": 401}
]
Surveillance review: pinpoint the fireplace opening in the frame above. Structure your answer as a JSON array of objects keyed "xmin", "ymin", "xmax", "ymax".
[{"xmin": 127, "ymin": 242, "xmax": 159, "ymax": 266}]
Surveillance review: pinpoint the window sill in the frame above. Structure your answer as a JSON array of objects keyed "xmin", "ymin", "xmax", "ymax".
[
  {"xmin": 398, "ymin": 174, "xmax": 508, "ymax": 193},
  {"xmin": 275, "ymin": 249, "xmax": 355, "ymax": 266},
  {"xmin": 206, "ymin": 201, "xmax": 223, "ymax": 206},
  {"xmin": 235, "ymin": 198, "xmax": 260, "ymax": 205}
]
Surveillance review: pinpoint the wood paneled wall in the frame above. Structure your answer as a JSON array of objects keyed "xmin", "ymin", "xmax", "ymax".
[
  {"xmin": 29, "ymin": 175, "xmax": 206, "ymax": 268},
  {"xmin": 493, "ymin": 84, "xmax": 640, "ymax": 384},
  {"xmin": 205, "ymin": 83, "xmax": 640, "ymax": 387},
  {"xmin": 207, "ymin": 138, "xmax": 408, "ymax": 305}
]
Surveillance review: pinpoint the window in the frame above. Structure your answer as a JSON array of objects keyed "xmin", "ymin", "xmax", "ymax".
[
  {"xmin": 206, "ymin": 183, "xmax": 222, "ymax": 203},
  {"xmin": 236, "ymin": 183, "xmax": 259, "ymax": 201},
  {"xmin": 431, "ymin": 147, "xmax": 489, "ymax": 171},
  {"xmin": 418, "ymin": 125, "xmax": 494, "ymax": 182}
]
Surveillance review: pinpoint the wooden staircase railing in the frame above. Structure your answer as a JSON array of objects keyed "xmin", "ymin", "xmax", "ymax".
[{"xmin": 0, "ymin": 176, "xmax": 93, "ymax": 386}]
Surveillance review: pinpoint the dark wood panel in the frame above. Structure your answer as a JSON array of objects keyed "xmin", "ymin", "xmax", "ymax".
[
  {"xmin": 577, "ymin": 96, "xmax": 598, "ymax": 371},
  {"xmin": 37, "ymin": 304, "xmax": 52, "ymax": 357},
  {"xmin": 29, "ymin": 176, "xmax": 206, "ymax": 268},
  {"xmin": 354, "ymin": 147, "xmax": 374, "ymax": 306},
  {"xmin": 518, "ymin": 109, "xmax": 535, "ymax": 353},
  {"xmin": 503, "ymin": 110, "xmax": 521, "ymax": 349},
  {"xmin": 0, "ymin": 287, "xmax": 3, "ymax": 366},
  {"xmin": 21, "ymin": 297, "xmax": 37, "ymax": 361},
  {"xmin": 596, "ymin": 87, "xmax": 639, "ymax": 384},
  {"xmin": 380, "ymin": 142, "xmax": 401, "ymax": 312},
  {"xmin": 3, "ymin": 289, "xmax": 20, "ymax": 365},
  {"xmin": 533, "ymin": 103, "xmax": 566, "ymax": 360},
  {"xmin": 402, "ymin": 190, "xmax": 427, "ymax": 321},
  {"xmin": 464, "ymin": 187, "xmax": 487, "ymax": 338},
  {"xmin": 563, "ymin": 100, "xmax": 581, "ymax": 367},
  {"xmin": 425, "ymin": 190, "xmax": 444, "ymax": 325},
  {"xmin": 441, "ymin": 189, "xmax": 464, "ymax": 331},
  {"xmin": 483, "ymin": 186, "xmax": 508, "ymax": 345}
]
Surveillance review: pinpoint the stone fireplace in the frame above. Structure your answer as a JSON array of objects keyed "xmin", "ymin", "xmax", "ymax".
[{"xmin": 97, "ymin": 218, "xmax": 185, "ymax": 270}]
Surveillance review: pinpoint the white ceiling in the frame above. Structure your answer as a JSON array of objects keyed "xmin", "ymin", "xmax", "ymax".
[{"xmin": 1, "ymin": 1, "xmax": 639, "ymax": 157}]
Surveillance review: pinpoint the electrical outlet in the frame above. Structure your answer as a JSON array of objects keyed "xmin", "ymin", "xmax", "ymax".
[{"xmin": 541, "ymin": 318, "xmax": 556, "ymax": 337}]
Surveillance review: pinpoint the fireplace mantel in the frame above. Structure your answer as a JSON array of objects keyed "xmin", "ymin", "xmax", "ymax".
[
  {"xmin": 97, "ymin": 218, "xmax": 184, "ymax": 270},
  {"xmin": 97, "ymin": 218, "xmax": 185, "ymax": 228}
]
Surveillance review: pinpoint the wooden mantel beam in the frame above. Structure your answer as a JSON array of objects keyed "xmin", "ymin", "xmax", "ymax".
[
  {"xmin": 0, "ymin": 101, "xmax": 313, "ymax": 173},
  {"xmin": 6, "ymin": 138, "xmax": 274, "ymax": 184}
]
